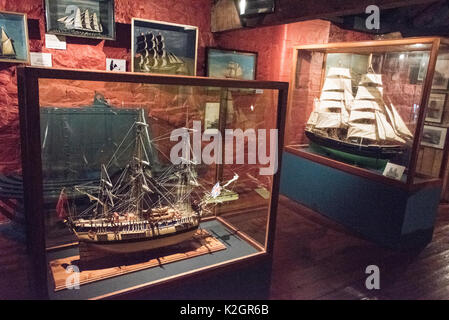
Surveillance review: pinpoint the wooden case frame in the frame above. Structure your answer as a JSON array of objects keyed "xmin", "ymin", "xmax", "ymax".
[
  {"xmin": 0, "ymin": 10, "xmax": 30, "ymax": 64},
  {"xmin": 131, "ymin": 18, "xmax": 199, "ymax": 76},
  {"xmin": 17, "ymin": 66, "xmax": 288, "ymax": 299},
  {"xmin": 285, "ymin": 37, "xmax": 449, "ymax": 191}
]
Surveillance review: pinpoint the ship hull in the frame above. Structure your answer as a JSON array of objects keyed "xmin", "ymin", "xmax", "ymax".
[
  {"xmin": 76, "ymin": 225, "xmax": 199, "ymax": 254},
  {"xmin": 305, "ymin": 130, "xmax": 406, "ymax": 169}
]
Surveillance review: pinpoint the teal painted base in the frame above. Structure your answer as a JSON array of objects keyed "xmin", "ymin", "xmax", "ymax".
[{"xmin": 280, "ymin": 151, "xmax": 441, "ymax": 249}]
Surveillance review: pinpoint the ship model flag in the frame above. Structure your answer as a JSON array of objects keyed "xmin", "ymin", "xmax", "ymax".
[
  {"xmin": 58, "ymin": 108, "xmax": 238, "ymax": 254},
  {"xmin": 135, "ymin": 32, "xmax": 185, "ymax": 73},
  {"xmin": 305, "ymin": 58, "xmax": 413, "ymax": 167},
  {"xmin": 0, "ymin": 27, "xmax": 16, "ymax": 58},
  {"xmin": 58, "ymin": 7, "xmax": 103, "ymax": 33}
]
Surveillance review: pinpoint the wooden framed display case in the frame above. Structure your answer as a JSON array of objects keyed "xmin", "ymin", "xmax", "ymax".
[
  {"xmin": 17, "ymin": 66, "xmax": 288, "ymax": 299},
  {"xmin": 281, "ymin": 37, "xmax": 449, "ymax": 249}
]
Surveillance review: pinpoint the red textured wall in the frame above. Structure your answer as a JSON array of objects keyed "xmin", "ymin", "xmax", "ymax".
[{"xmin": 0, "ymin": 0, "xmax": 215, "ymax": 174}]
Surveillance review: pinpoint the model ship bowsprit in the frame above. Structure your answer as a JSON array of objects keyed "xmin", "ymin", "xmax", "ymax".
[
  {"xmin": 305, "ymin": 64, "xmax": 413, "ymax": 167},
  {"xmin": 135, "ymin": 32, "xmax": 186, "ymax": 73},
  {"xmin": 0, "ymin": 26, "xmax": 16, "ymax": 58},
  {"xmin": 56, "ymin": 109, "xmax": 237, "ymax": 254},
  {"xmin": 58, "ymin": 7, "xmax": 103, "ymax": 33}
]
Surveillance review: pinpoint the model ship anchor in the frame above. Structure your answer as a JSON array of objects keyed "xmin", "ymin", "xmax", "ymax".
[
  {"xmin": 135, "ymin": 32, "xmax": 186, "ymax": 73},
  {"xmin": 58, "ymin": 7, "xmax": 103, "ymax": 33},
  {"xmin": 305, "ymin": 55, "xmax": 413, "ymax": 165},
  {"xmin": 57, "ymin": 106, "xmax": 238, "ymax": 254},
  {"xmin": 0, "ymin": 26, "xmax": 16, "ymax": 58}
]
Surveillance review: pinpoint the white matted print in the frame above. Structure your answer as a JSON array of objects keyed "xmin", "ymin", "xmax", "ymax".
[
  {"xmin": 106, "ymin": 58, "xmax": 126, "ymax": 72},
  {"xmin": 425, "ymin": 93, "xmax": 446, "ymax": 123},
  {"xmin": 383, "ymin": 162, "xmax": 406, "ymax": 181},
  {"xmin": 421, "ymin": 125, "xmax": 447, "ymax": 149}
]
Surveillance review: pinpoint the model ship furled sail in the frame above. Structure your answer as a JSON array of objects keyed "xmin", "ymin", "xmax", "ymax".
[
  {"xmin": 0, "ymin": 27, "xmax": 15, "ymax": 57},
  {"xmin": 306, "ymin": 64, "xmax": 413, "ymax": 163},
  {"xmin": 135, "ymin": 32, "xmax": 185, "ymax": 73},
  {"xmin": 58, "ymin": 7, "xmax": 103, "ymax": 33}
]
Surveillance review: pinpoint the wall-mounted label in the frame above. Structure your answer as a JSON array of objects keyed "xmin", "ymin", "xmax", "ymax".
[
  {"xmin": 45, "ymin": 34, "xmax": 67, "ymax": 50},
  {"xmin": 255, "ymin": 89, "xmax": 264, "ymax": 94},
  {"xmin": 106, "ymin": 58, "xmax": 126, "ymax": 72},
  {"xmin": 30, "ymin": 52, "xmax": 52, "ymax": 67}
]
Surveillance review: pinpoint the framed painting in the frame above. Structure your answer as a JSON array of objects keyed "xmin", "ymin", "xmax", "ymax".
[
  {"xmin": 131, "ymin": 18, "xmax": 198, "ymax": 76},
  {"xmin": 421, "ymin": 125, "xmax": 447, "ymax": 149},
  {"xmin": 432, "ymin": 55, "xmax": 449, "ymax": 90},
  {"xmin": 44, "ymin": 0, "xmax": 115, "ymax": 40},
  {"xmin": 0, "ymin": 11, "xmax": 30, "ymax": 64},
  {"xmin": 206, "ymin": 47, "xmax": 257, "ymax": 80},
  {"xmin": 425, "ymin": 93, "xmax": 446, "ymax": 123}
]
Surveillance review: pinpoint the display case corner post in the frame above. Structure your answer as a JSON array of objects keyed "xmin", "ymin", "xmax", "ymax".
[
  {"xmin": 265, "ymin": 86, "xmax": 288, "ymax": 256},
  {"xmin": 407, "ymin": 39, "xmax": 442, "ymax": 186},
  {"xmin": 17, "ymin": 68, "xmax": 48, "ymax": 299}
]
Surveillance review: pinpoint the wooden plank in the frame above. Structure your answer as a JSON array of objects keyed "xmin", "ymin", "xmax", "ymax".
[
  {"xmin": 432, "ymin": 149, "xmax": 444, "ymax": 177},
  {"xmin": 49, "ymin": 229, "xmax": 226, "ymax": 292},
  {"xmin": 421, "ymin": 147, "xmax": 436, "ymax": 176}
]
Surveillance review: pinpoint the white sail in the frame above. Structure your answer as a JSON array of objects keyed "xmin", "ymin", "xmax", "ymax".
[
  {"xmin": 388, "ymin": 103, "xmax": 413, "ymax": 139},
  {"xmin": 1, "ymin": 28, "xmax": 15, "ymax": 56},
  {"xmin": 349, "ymin": 110, "xmax": 376, "ymax": 122},
  {"xmin": 318, "ymin": 100, "xmax": 346, "ymax": 110},
  {"xmin": 322, "ymin": 78, "xmax": 352, "ymax": 92},
  {"xmin": 355, "ymin": 86, "xmax": 383, "ymax": 100},
  {"xmin": 327, "ymin": 67, "xmax": 351, "ymax": 78},
  {"xmin": 350, "ymin": 100, "xmax": 384, "ymax": 112},
  {"xmin": 375, "ymin": 111, "xmax": 405, "ymax": 143},
  {"xmin": 92, "ymin": 12, "xmax": 101, "ymax": 31},
  {"xmin": 74, "ymin": 8, "xmax": 82, "ymax": 29},
  {"xmin": 315, "ymin": 112, "xmax": 342, "ymax": 129},
  {"xmin": 347, "ymin": 123, "xmax": 377, "ymax": 141},
  {"xmin": 83, "ymin": 10, "xmax": 92, "ymax": 30}
]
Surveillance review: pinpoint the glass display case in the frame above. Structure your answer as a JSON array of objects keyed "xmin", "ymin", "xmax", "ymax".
[
  {"xmin": 17, "ymin": 67, "xmax": 288, "ymax": 299},
  {"xmin": 285, "ymin": 37, "xmax": 449, "ymax": 189}
]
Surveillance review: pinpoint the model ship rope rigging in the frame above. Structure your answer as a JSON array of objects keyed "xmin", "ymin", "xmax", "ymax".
[
  {"xmin": 57, "ymin": 108, "xmax": 238, "ymax": 253},
  {"xmin": 135, "ymin": 31, "xmax": 186, "ymax": 73},
  {"xmin": 305, "ymin": 55, "xmax": 413, "ymax": 161}
]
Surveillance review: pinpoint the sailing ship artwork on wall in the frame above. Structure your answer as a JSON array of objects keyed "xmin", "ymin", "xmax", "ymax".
[
  {"xmin": 207, "ymin": 47, "xmax": 257, "ymax": 80},
  {"xmin": 45, "ymin": 0, "xmax": 115, "ymax": 40},
  {"xmin": 305, "ymin": 54, "xmax": 414, "ymax": 169},
  {"xmin": 0, "ymin": 11, "xmax": 29, "ymax": 63},
  {"xmin": 56, "ymin": 106, "xmax": 238, "ymax": 254},
  {"xmin": 132, "ymin": 19, "xmax": 198, "ymax": 75}
]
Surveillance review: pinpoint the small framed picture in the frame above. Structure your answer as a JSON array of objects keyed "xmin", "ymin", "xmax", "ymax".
[
  {"xmin": 204, "ymin": 102, "xmax": 220, "ymax": 134},
  {"xmin": 383, "ymin": 162, "xmax": 406, "ymax": 181},
  {"xmin": 206, "ymin": 47, "xmax": 257, "ymax": 80},
  {"xmin": 0, "ymin": 11, "xmax": 30, "ymax": 64},
  {"xmin": 421, "ymin": 125, "xmax": 448, "ymax": 149},
  {"xmin": 132, "ymin": 18, "xmax": 198, "ymax": 76},
  {"xmin": 425, "ymin": 93, "xmax": 446, "ymax": 123},
  {"xmin": 432, "ymin": 58, "xmax": 449, "ymax": 90},
  {"xmin": 106, "ymin": 58, "xmax": 126, "ymax": 72},
  {"xmin": 44, "ymin": 0, "xmax": 115, "ymax": 40}
]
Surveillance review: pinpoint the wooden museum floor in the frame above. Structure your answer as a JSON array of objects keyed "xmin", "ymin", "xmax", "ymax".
[{"xmin": 2, "ymin": 195, "xmax": 449, "ymax": 299}]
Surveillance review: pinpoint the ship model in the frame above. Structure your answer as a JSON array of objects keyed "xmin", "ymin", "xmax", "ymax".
[
  {"xmin": 57, "ymin": 7, "xmax": 103, "ymax": 33},
  {"xmin": 57, "ymin": 109, "xmax": 237, "ymax": 254},
  {"xmin": 0, "ymin": 26, "xmax": 15, "ymax": 58},
  {"xmin": 305, "ymin": 61, "xmax": 413, "ymax": 167},
  {"xmin": 224, "ymin": 61, "xmax": 243, "ymax": 79},
  {"xmin": 135, "ymin": 32, "xmax": 185, "ymax": 73}
]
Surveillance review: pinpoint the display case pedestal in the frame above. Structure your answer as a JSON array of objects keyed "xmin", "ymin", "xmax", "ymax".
[{"xmin": 280, "ymin": 151, "xmax": 441, "ymax": 249}]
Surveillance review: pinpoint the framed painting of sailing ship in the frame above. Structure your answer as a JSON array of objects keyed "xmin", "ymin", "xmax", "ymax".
[
  {"xmin": 44, "ymin": 0, "xmax": 115, "ymax": 40},
  {"xmin": 432, "ymin": 54, "xmax": 449, "ymax": 90},
  {"xmin": 206, "ymin": 47, "xmax": 257, "ymax": 80},
  {"xmin": 131, "ymin": 18, "xmax": 198, "ymax": 76},
  {"xmin": 425, "ymin": 93, "xmax": 446, "ymax": 123},
  {"xmin": 421, "ymin": 125, "xmax": 447, "ymax": 149},
  {"xmin": 0, "ymin": 11, "xmax": 30, "ymax": 64}
]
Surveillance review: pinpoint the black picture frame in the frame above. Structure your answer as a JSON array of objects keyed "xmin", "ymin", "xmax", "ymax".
[{"xmin": 44, "ymin": 0, "xmax": 116, "ymax": 40}]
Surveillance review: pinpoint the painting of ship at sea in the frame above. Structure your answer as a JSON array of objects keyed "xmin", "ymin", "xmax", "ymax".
[{"xmin": 57, "ymin": 7, "xmax": 103, "ymax": 33}]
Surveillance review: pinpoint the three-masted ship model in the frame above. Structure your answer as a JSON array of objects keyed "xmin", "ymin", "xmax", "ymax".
[
  {"xmin": 305, "ymin": 59, "xmax": 413, "ymax": 168},
  {"xmin": 58, "ymin": 7, "xmax": 103, "ymax": 33},
  {"xmin": 224, "ymin": 61, "xmax": 243, "ymax": 79},
  {"xmin": 135, "ymin": 32, "xmax": 186, "ymax": 73},
  {"xmin": 0, "ymin": 27, "xmax": 15, "ymax": 58},
  {"xmin": 57, "ymin": 109, "xmax": 237, "ymax": 254}
]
